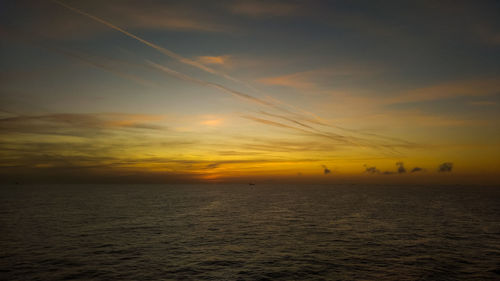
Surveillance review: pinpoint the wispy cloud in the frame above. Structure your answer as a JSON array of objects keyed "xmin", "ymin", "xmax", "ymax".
[
  {"xmin": 238, "ymin": 139, "xmax": 335, "ymax": 153},
  {"xmin": 200, "ymin": 117, "xmax": 224, "ymax": 127},
  {"xmin": 469, "ymin": 101, "xmax": 497, "ymax": 106},
  {"xmin": 26, "ymin": 0, "xmax": 231, "ymax": 40},
  {"xmin": 258, "ymin": 71, "xmax": 319, "ymax": 91},
  {"xmin": 196, "ymin": 55, "xmax": 231, "ymax": 66},
  {"xmin": 387, "ymin": 77, "xmax": 500, "ymax": 105},
  {"xmin": 46, "ymin": 1, "xmax": 420, "ymax": 156},
  {"xmin": 230, "ymin": 0, "xmax": 300, "ymax": 17},
  {"xmin": 53, "ymin": 47, "xmax": 158, "ymax": 88},
  {"xmin": 242, "ymin": 113, "xmax": 425, "ymax": 153},
  {"xmin": 258, "ymin": 65, "xmax": 382, "ymax": 93},
  {"xmin": 110, "ymin": 1, "xmax": 230, "ymax": 32},
  {"xmin": 474, "ymin": 25, "xmax": 500, "ymax": 46},
  {"xmin": 242, "ymin": 115, "xmax": 305, "ymax": 132},
  {"xmin": 0, "ymin": 153, "xmax": 324, "ymax": 183},
  {"xmin": 242, "ymin": 115, "xmax": 371, "ymax": 148},
  {"xmin": 260, "ymin": 111, "xmax": 315, "ymax": 130},
  {"xmin": 0, "ymin": 113, "xmax": 166, "ymax": 135},
  {"xmin": 148, "ymin": 61, "xmax": 274, "ymax": 107},
  {"xmin": 49, "ymin": 0, "xmax": 242, "ymax": 85},
  {"xmin": 344, "ymin": 109, "xmax": 489, "ymax": 128}
]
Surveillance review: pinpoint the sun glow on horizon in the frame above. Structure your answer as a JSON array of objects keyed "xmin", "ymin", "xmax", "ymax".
[{"xmin": 0, "ymin": 0, "xmax": 499, "ymax": 184}]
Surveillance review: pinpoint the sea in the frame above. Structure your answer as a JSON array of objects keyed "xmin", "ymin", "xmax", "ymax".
[{"xmin": 0, "ymin": 184, "xmax": 499, "ymax": 280}]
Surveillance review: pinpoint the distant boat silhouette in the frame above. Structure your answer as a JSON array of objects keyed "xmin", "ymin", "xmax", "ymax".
[{"xmin": 249, "ymin": 182, "xmax": 255, "ymax": 186}]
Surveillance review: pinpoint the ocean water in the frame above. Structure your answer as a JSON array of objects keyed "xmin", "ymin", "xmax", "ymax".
[{"xmin": 0, "ymin": 184, "xmax": 499, "ymax": 280}]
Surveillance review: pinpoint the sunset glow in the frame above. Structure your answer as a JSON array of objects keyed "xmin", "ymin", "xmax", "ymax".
[{"xmin": 1, "ymin": 0, "xmax": 499, "ymax": 184}]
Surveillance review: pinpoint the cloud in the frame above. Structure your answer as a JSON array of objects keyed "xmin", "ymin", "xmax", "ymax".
[
  {"xmin": 147, "ymin": 61, "xmax": 372, "ymax": 147},
  {"xmin": 322, "ymin": 165, "xmax": 331, "ymax": 174},
  {"xmin": 148, "ymin": 61, "xmax": 274, "ymax": 107},
  {"xmin": 49, "ymin": 0, "xmax": 243, "ymax": 85},
  {"xmin": 205, "ymin": 163, "xmax": 220, "ymax": 169},
  {"xmin": 0, "ymin": 113, "xmax": 166, "ymax": 135},
  {"xmin": 438, "ymin": 162, "xmax": 453, "ymax": 172},
  {"xmin": 242, "ymin": 115, "xmax": 304, "ymax": 131},
  {"xmin": 149, "ymin": 55, "xmax": 416, "ymax": 152},
  {"xmin": 364, "ymin": 165, "xmax": 380, "ymax": 174},
  {"xmin": 196, "ymin": 55, "xmax": 231, "ymax": 66},
  {"xmin": 238, "ymin": 139, "xmax": 337, "ymax": 153},
  {"xmin": 411, "ymin": 167, "xmax": 424, "ymax": 173},
  {"xmin": 475, "ymin": 26, "xmax": 500, "ymax": 46},
  {"xmin": 26, "ymin": 0, "xmax": 231, "ymax": 40},
  {"xmin": 257, "ymin": 65, "xmax": 381, "ymax": 93},
  {"xmin": 0, "ymin": 155, "xmax": 323, "ymax": 184},
  {"xmin": 364, "ymin": 162, "xmax": 409, "ymax": 175},
  {"xmin": 200, "ymin": 118, "xmax": 224, "ymax": 127},
  {"xmin": 383, "ymin": 162, "xmax": 406, "ymax": 175},
  {"xmin": 387, "ymin": 77, "xmax": 500, "ymax": 105},
  {"xmin": 110, "ymin": 1, "xmax": 230, "ymax": 32},
  {"xmin": 242, "ymin": 115, "xmax": 365, "ymax": 147},
  {"xmin": 396, "ymin": 162, "xmax": 406, "ymax": 174},
  {"xmin": 38, "ymin": 0, "xmax": 420, "ymax": 157},
  {"xmin": 36, "ymin": 1, "xmax": 419, "ymax": 156},
  {"xmin": 258, "ymin": 70, "xmax": 319, "ymax": 91},
  {"xmin": 469, "ymin": 101, "xmax": 497, "ymax": 106},
  {"xmin": 260, "ymin": 111, "xmax": 315, "ymax": 130},
  {"xmin": 347, "ymin": 109, "xmax": 488, "ymax": 128},
  {"xmin": 52, "ymin": 47, "xmax": 158, "ymax": 88},
  {"xmin": 230, "ymin": 0, "xmax": 300, "ymax": 17}
]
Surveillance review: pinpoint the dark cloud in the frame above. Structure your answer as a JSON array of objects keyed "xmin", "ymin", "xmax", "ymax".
[
  {"xmin": 366, "ymin": 162, "xmax": 408, "ymax": 175},
  {"xmin": 396, "ymin": 162, "xmax": 406, "ymax": 173},
  {"xmin": 322, "ymin": 165, "xmax": 331, "ymax": 174},
  {"xmin": 438, "ymin": 162, "xmax": 453, "ymax": 172},
  {"xmin": 205, "ymin": 163, "xmax": 220, "ymax": 169},
  {"xmin": 411, "ymin": 167, "xmax": 424, "ymax": 173},
  {"xmin": 364, "ymin": 164, "xmax": 380, "ymax": 174}
]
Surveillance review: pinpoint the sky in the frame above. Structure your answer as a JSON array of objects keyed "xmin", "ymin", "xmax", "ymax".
[{"xmin": 0, "ymin": 0, "xmax": 499, "ymax": 184}]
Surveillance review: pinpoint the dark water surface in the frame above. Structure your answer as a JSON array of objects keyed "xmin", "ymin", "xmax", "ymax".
[{"xmin": 1, "ymin": 184, "xmax": 499, "ymax": 280}]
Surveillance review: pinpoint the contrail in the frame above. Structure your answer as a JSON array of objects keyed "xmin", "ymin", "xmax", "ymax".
[
  {"xmin": 260, "ymin": 111, "xmax": 315, "ymax": 130},
  {"xmin": 48, "ymin": 0, "xmax": 343, "ymax": 128},
  {"xmin": 55, "ymin": 48, "xmax": 158, "ymax": 88},
  {"xmin": 48, "ymin": 0, "xmax": 415, "ymax": 153},
  {"xmin": 147, "ymin": 61, "xmax": 274, "ymax": 107},
  {"xmin": 0, "ymin": 24, "xmax": 157, "ymax": 88},
  {"xmin": 241, "ymin": 115, "xmax": 361, "ymax": 146},
  {"xmin": 49, "ymin": 0, "xmax": 241, "ymax": 83},
  {"xmin": 149, "ymin": 61, "xmax": 412, "ymax": 151}
]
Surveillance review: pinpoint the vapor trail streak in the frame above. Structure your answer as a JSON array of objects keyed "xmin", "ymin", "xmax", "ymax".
[
  {"xmin": 55, "ymin": 48, "xmax": 157, "ymax": 88},
  {"xmin": 48, "ymin": 1, "xmax": 347, "ymax": 130},
  {"xmin": 149, "ymin": 61, "xmax": 408, "ymax": 150},
  {"xmin": 49, "ymin": 0, "xmax": 414, "ymax": 152},
  {"xmin": 147, "ymin": 61, "xmax": 274, "ymax": 107},
  {"xmin": 49, "ymin": 0, "xmax": 240, "ymax": 83}
]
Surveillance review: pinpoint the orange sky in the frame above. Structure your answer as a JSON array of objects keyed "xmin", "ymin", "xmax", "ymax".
[{"xmin": 1, "ymin": 0, "xmax": 499, "ymax": 184}]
